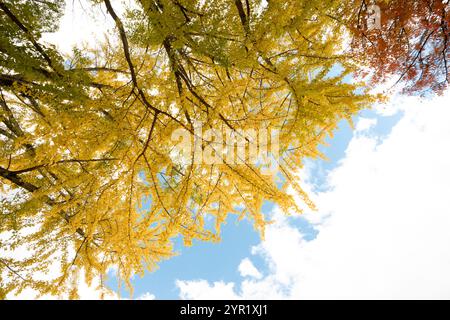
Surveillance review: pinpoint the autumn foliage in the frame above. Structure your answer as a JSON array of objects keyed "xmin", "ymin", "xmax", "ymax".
[
  {"xmin": 348, "ymin": 0, "xmax": 449, "ymax": 94},
  {"xmin": 0, "ymin": 0, "xmax": 448, "ymax": 298}
]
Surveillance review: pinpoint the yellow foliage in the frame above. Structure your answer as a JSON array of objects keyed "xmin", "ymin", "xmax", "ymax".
[{"xmin": 0, "ymin": 0, "xmax": 378, "ymax": 298}]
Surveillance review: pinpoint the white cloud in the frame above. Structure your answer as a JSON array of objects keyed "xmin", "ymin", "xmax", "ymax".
[
  {"xmin": 41, "ymin": 0, "xmax": 131, "ymax": 55},
  {"xmin": 41, "ymin": 0, "xmax": 109, "ymax": 54},
  {"xmin": 177, "ymin": 90, "xmax": 450, "ymax": 300},
  {"xmin": 355, "ymin": 117, "xmax": 377, "ymax": 133},
  {"xmin": 137, "ymin": 292, "xmax": 156, "ymax": 300},
  {"xmin": 176, "ymin": 280, "xmax": 239, "ymax": 300},
  {"xmin": 238, "ymin": 258, "xmax": 263, "ymax": 279}
]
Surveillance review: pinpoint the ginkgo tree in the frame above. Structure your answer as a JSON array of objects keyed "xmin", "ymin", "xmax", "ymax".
[{"xmin": 0, "ymin": 0, "xmax": 422, "ymax": 299}]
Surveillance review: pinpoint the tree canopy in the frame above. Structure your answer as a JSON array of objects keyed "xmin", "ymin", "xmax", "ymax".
[
  {"xmin": 0, "ymin": 0, "xmax": 448, "ymax": 298},
  {"xmin": 349, "ymin": 0, "xmax": 450, "ymax": 94}
]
